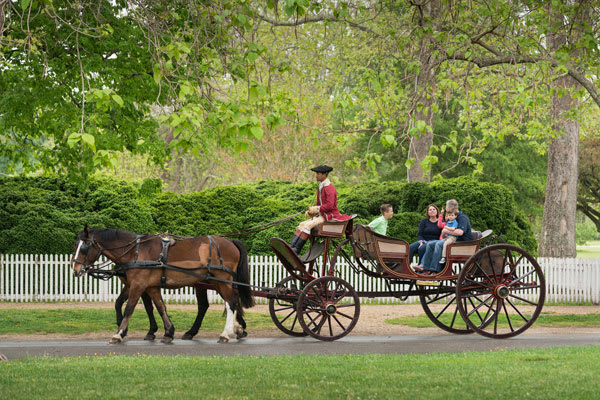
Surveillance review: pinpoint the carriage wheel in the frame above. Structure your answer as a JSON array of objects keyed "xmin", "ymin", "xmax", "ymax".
[
  {"xmin": 456, "ymin": 244, "xmax": 545, "ymax": 339},
  {"xmin": 418, "ymin": 279, "xmax": 473, "ymax": 334},
  {"xmin": 297, "ymin": 276, "xmax": 360, "ymax": 341},
  {"xmin": 268, "ymin": 277, "xmax": 308, "ymax": 337}
]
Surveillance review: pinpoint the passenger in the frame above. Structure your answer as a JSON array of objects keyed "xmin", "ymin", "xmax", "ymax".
[
  {"xmin": 418, "ymin": 199, "xmax": 472, "ymax": 276},
  {"xmin": 410, "ymin": 204, "xmax": 442, "ymax": 270},
  {"xmin": 368, "ymin": 204, "xmax": 394, "ymax": 235},
  {"xmin": 289, "ymin": 165, "xmax": 352, "ymax": 254}
]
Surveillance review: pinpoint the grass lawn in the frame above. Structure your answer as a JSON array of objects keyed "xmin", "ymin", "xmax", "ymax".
[
  {"xmin": 1, "ymin": 346, "xmax": 600, "ymax": 399},
  {"xmin": 386, "ymin": 310, "xmax": 600, "ymax": 328},
  {"xmin": 577, "ymin": 240, "xmax": 600, "ymax": 259},
  {"xmin": 0, "ymin": 308, "xmax": 273, "ymax": 335}
]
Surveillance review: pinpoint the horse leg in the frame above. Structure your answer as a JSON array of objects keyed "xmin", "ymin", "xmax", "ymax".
[
  {"xmin": 114, "ymin": 287, "xmax": 128, "ymax": 336},
  {"xmin": 182, "ymin": 287, "xmax": 209, "ymax": 340},
  {"xmin": 218, "ymin": 300, "xmax": 237, "ymax": 343},
  {"xmin": 117, "ymin": 286, "xmax": 156, "ymax": 340},
  {"xmin": 216, "ymin": 283, "xmax": 241, "ymax": 343},
  {"xmin": 111, "ymin": 285, "xmax": 143, "ymax": 344},
  {"xmin": 141, "ymin": 291, "xmax": 158, "ymax": 341},
  {"xmin": 230, "ymin": 291, "xmax": 246, "ymax": 339},
  {"xmin": 146, "ymin": 287, "xmax": 175, "ymax": 344},
  {"xmin": 236, "ymin": 313, "xmax": 248, "ymax": 339}
]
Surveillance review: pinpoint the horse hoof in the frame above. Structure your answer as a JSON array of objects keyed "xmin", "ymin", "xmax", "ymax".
[
  {"xmin": 109, "ymin": 335, "xmax": 123, "ymax": 344},
  {"xmin": 161, "ymin": 336, "xmax": 173, "ymax": 344},
  {"xmin": 218, "ymin": 336, "xmax": 229, "ymax": 344},
  {"xmin": 182, "ymin": 333, "xmax": 194, "ymax": 340},
  {"xmin": 236, "ymin": 330, "xmax": 248, "ymax": 340},
  {"xmin": 144, "ymin": 334, "xmax": 156, "ymax": 341}
]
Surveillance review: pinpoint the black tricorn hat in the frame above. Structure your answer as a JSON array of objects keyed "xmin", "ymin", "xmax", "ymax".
[{"xmin": 311, "ymin": 165, "xmax": 333, "ymax": 173}]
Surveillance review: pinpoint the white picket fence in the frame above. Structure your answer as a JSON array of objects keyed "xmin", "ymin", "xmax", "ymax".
[{"xmin": 0, "ymin": 254, "xmax": 599, "ymax": 305}]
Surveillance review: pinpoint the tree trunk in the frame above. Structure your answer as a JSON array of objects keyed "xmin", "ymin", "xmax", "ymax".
[
  {"xmin": 538, "ymin": 75, "xmax": 579, "ymax": 257},
  {"xmin": 539, "ymin": 4, "xmax": 582, "ymax": 257},
  {"xmin": 406, "ymin": 1, "xmax": 437, "ymax": 183},
  {"xmin": 407, "ymin": 99, "xmax": 434, "ymax": 182}
]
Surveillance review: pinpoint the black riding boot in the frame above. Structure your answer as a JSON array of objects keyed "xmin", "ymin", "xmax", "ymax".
[
  {"xmin": 290, "ymin": 236, "xmax": 307, "ymax": 254},
  {"xmin": 290, "ymin": 235, "xmax": 299, "ymax": 248}
]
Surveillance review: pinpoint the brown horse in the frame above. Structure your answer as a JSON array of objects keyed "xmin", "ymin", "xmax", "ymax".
[{"xmin": 70, "ymin": 226, "xmax": 254, "ymax": 343}]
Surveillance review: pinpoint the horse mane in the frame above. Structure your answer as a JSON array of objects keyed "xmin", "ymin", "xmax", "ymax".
[{"xmin": 89, "ymin": 228, "xmax": 140, "ymax": 243}]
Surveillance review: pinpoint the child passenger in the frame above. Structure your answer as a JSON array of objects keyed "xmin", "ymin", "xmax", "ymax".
[
  {"xmin": 368, "ymin": 204, "xmax": 394, "ymax": 235},
  {"xmin": 438, "ymin": 209, "xmax": 458, "ymax": 266}
]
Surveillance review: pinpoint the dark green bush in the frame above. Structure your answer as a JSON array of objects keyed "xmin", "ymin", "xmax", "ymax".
[
  {"xmin": 0, "ymin": 175, "xmax": 537, "ymax": 255},
  {"xmin": 0, "ymin": 176, "xmax": 156, "ymax": 254}
]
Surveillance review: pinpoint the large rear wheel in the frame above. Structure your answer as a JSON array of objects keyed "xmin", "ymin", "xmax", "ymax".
[
  {"xmin": 419, "ymin": 279, "xmax": 473, "ymax": 334},
  {"xmin": 456, "ymin": 244, "xmax": 545, "ymax": 338}
]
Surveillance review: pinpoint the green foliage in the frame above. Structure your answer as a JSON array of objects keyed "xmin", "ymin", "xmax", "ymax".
[
  {"xmin": 0, "ymin": 176, "xmax": 156, "ymax": 254},
  {"xmin": 0, "ymin": 0, "xmax": 269, "ymax": 180},
  {"xmin": 0, "ymin": 176, "xmax": 536, "ymax": 255},
  {"xmin": 340, "ymin": 177, "xmax": 537, "ymax": 252},
  {"xmin": 576, "ymin": 217, "xmax": 598, "ymax": 246},
  {"xmin": 387, "ymin": 212, "xmax": 422, "ymax": 243}
]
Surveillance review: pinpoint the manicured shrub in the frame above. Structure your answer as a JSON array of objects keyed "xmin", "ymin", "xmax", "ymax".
[{"xmin": 0, "ymin": 175, "xmax": 537, "ymax": 255}]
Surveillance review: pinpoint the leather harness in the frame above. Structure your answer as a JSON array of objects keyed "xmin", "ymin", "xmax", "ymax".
[{"xmin": 114, "ymin": 235, "xmax": 236, "ymax": 288}]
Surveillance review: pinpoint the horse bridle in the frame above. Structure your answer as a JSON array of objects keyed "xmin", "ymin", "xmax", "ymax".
[
  {"xmin": 72, "ymin": 234, "xmax": 156, "ymax": 274},
  {"xmin": 72, "ymin": 237, "xmax": 108, "ymax": 274}
]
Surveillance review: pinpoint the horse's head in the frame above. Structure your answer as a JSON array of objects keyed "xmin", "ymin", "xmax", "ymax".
[{"xmin": 70, "ymin": 225, "xmax": 103, "ymax": 277}]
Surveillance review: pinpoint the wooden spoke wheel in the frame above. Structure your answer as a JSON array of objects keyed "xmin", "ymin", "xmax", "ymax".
[
  {"xmin": 419, "ymin": 279, "xmax": 473, "ymax": 334},
  {"xmin": 456, "ymin": 244, "xmax": 545, "ymax": 339},
  {"xmin": 268, "ymin": 277, "xmax": 307, "ymax": 337},
  {"xmin": 297, "ymin": 276, "xmax": 360, "ymax": 341}
]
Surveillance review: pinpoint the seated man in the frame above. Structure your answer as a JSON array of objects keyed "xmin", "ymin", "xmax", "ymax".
[{"xmin": 289, "ymin": 165, "xmax": 352, "ymax": 254}]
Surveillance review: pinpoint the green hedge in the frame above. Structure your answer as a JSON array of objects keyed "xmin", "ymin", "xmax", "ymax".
[{"xmin": 0, "ymin": 175, "xmax": 537, "ymax": 255}]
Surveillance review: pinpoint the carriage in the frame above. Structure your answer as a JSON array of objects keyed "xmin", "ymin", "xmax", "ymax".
[
  {"xmin": 263, "ymin": 218, "xmax": 545, "ymax": 341},
  {"xmin": 71, "ymin": 217, "xmax": 545, "ymax": 343}
]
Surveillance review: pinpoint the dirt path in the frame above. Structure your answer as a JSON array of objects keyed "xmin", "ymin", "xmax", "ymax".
[{"xmin": 2, "ymin": 302, "xmax": 600, "ymax": 341}]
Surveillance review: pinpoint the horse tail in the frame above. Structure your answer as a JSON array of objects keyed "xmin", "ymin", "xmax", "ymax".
[{"xmin": 232, "ymin": 239, "xmax": 255, "ymax": 309}]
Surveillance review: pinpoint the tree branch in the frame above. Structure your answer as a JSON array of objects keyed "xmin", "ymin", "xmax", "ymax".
[
  {"xmin": 255, "ymin": 12, "xmax": 380, "ymax": 37},
  {"xmin": 446, "ymin": 53, "xmax": 600, "ymax": 109}
]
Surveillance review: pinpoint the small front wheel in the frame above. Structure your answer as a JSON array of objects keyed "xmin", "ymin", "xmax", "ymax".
[
  {"xmin": 268, "ymin": 277, "xmax": 307, "ymax": 337},
  {"xmin": 297, "ymin": 276, "xmax": 360, "ymax": 341}
]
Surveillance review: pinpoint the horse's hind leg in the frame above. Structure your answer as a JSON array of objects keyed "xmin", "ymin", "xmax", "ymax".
[
  {"xmin": 216, "ymin": 284, "xmax": 239, "ymax": 343},
  {"xmin": 146, "ymin": 287, "xmax": 175, "ymax": 344},
  {"xmin": 231, "ymin": 291, "xmax": 247, "ymax": 339},
  {"xmin": 182, "ymin": 287, "xmax": 209, "ymax": 340},
  {"xmin": 141, "ymin": 291, "xmax": 158, "ymax": 341},
  {"xmin": 218, "ymin": 301, "xmax": 236, "ymax": 343},
  {"xmin": 236, "ymin": 313, "xmax": 247, "ymax": 339}
]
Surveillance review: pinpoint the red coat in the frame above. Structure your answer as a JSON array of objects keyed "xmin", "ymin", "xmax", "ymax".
[{"xmin": 316, "ymin": 181, "xmax": 352, "ymax": 221}]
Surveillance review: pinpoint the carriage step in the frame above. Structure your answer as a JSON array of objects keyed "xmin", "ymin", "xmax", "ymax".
[{"xmin": 416, "ymin": 280, "xmax": 440, "ymax": 286}]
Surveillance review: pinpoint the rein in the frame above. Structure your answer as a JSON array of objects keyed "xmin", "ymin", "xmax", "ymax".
[{"xmin": 217, "ymin": 212, "xmax": 302, "ymax": 237}]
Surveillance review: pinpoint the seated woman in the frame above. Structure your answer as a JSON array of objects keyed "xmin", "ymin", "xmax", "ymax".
[
  {"xmin": 409, "ymin": 204, "xmax": 442, "ymax": 269},
  {"xmin": 418, "ymin": 199, "xmax": 473, "ymax": 275}
]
